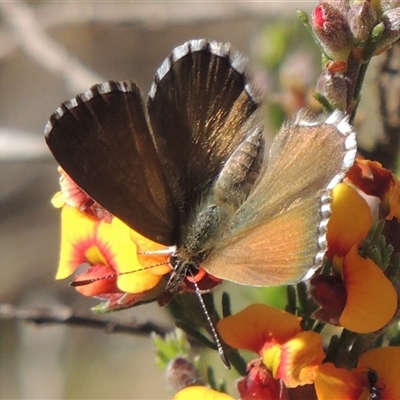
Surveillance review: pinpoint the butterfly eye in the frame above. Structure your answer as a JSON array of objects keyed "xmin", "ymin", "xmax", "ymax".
[{"xmin": 168, "ymin": 254, "xmax": 178, "ymax": 269}]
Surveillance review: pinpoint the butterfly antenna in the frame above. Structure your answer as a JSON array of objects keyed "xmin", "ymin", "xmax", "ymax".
[
  {"xmin": 188, "ymin": 270, "xmax": 231, "ymax": 369},
  {"xmin": 69, "ymin": 261, "xmax": 171, "ymax": 287}
]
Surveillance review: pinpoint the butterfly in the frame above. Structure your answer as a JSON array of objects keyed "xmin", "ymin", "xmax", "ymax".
[{"xmin": 45, "ymin": 39, "xmax": 357, "ymax": 292}]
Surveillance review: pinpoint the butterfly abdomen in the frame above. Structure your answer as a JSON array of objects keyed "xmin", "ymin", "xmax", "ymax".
[
  {"xmin": 181, "ymin": 126, "xmax": 266, "ymax": 256},
  {"xmin": 214, "ymin": 127, "xmax": 265, "ymax": 211}
]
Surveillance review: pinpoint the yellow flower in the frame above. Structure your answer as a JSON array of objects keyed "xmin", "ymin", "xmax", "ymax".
[
  {"xmin": 311, "ymin": 182, "xmax": 396, "ymax": 333},
  {"xmin": 218, "ymin": 304, "xmax": 325, "ymax": 390},
  {"xmin": 173, "ymin": 386, "xmax": 234, "ymax": 400},
  {"xmin": 339, "ymin": 245, "xmax": 397, "ymax": 333},
  {"xmin": 314, "ymin": 363, "xmax": 362, "ymax": 400},
  {"xmin": 314, "ymin": 347, "xmax": 400, "ymax": 400},
  {"xmin": 56, "ymin": 205, "xmax": 171, "ymax": 311},
  {"xmin": 357, "ymin": 347, "xmax": 400, "ymax": 399}
]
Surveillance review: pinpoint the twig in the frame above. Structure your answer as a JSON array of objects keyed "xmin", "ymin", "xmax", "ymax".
[
  {"xmin": 0, "ymin": 127, "xmax": 50, "ymax": 161},
  {"xmin": 35, "ymin": 2, "xmax": 303, "ymax": 27},
  {"xmin": 0, "ymin": 1, "xmax": 104, "ymax": 93},
  {"xmin": 0, "ymin": 303, "xmax": 171, "ymax": 337},
  {"xmin": 0, "ymin": 2, "xmax": 309, "ymax": 65},
  {"xmin": 360, "ymin": 40, "xmax": 400, "ymax": 171}
]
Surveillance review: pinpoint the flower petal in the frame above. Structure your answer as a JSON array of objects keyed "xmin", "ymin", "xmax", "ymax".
[
  {"xmin": 57, "ymin": 167, "xmax": 91, "ymax": 208},
  {"xmin": 273, "ymin": 331, "xmax": 325, "ymax": 387},
  {"xmin": 96, "ymin": 217, "xmax": 169, "ymax": 294},
  {"xmin": 57, "ymin": 205, "xmax": 99, "ymax": 279},
  {"xmin": 57, "ymin": 206, "xmax": 170, "ymax": 294},
  {"xmin": 217, "ymin": 304, "xmax": 302, "ymax": 354},
  {"xmin": 173, "ymin": 386, "xmax": 234, "ymax": 400},
  {"xmin": 339, "ymin": 245, "xmax": 397, "ymax": 333},
  {"xmin": 358, "ymin": 347, "xmax": 400, "ymax": 399},
  {"xmin": 72, "ymin": 264, "xmax": 119, "ymax": 296},
  {"xmin": 346, "ymin": 159, "xmax": 400, "ymax": 221},
  {"xmin": 314, "ymin": 363, "xmax": 362, "ymax": 400},
  {"xmin": 91, "ymin": 281, "xmax": 167, "ymax": 313},
  {"xmin": 327, "ymin": 183, "xmax": 372, "ymax": 258}
]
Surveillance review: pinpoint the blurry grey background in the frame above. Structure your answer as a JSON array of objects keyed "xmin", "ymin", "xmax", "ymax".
[{"xmin": 0, "ymin": 2, "xmax": 315, "ymax": 399}]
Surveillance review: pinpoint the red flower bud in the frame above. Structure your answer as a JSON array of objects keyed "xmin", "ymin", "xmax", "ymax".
[
  {"xmin": 237, "ymin": 359, "xmax": 284, "ymax": 400},
  {"xmin": 312, "ymin": 3, "xmax": 352, "ymax": 62}
]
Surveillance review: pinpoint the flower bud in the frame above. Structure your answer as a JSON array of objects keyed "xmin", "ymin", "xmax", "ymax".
[
  {"xmin": 379, "ymin": 7, "xmax": 400, "ymax": 47},
  {"xmin": 237, "ymin": 360, "xmax": 283, "ymax": 400},
  {"xmin": 317, "ymin": 0, "xmax": 350, "ymax": 15},
  {"xmin": 349, "ymin": 0, "xmax": 378, "ymax": 41},
  {"xmin": 166, "ymin": 357, "xmax": 203, "ymax": 392},
  {"xmin": 312, "ymin": 3, "xmax": 353, "ymax": 62},
  {"xmin": 316, "ymin": 70, "xmax": 348, "ymax": 110},
  {"xmin": 309, "ymin": 274, "xmax": 347, "ymax": 325},
  {"xmin": 374, "ymin": 0, "xmax": 400, "ymax": 13}
]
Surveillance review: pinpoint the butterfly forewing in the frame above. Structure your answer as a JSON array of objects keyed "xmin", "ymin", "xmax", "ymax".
[
  {"xmin": 203, "ymin": 111, "xmax": 357, "ymax": 285},
  {"xmin": 45, "ymin": 81, "xmax": 177, "ymax": 245},
  {"xmin": 148, "ymin": 40, "xmax": 261, "ymax": 228}
]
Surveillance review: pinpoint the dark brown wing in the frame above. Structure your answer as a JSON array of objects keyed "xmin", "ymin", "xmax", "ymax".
[
  {"xmin": 147, "ymin": 39, "xmax": 261, "ymax": 239},
  {"xmin": 45, "ymin": 81, "xmax": 177, "ymax": 245}
]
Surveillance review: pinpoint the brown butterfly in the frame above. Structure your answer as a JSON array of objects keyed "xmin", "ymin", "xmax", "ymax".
[{"xmin": 45, "ymin": 39, "xmax": 357, "ymax": 292}]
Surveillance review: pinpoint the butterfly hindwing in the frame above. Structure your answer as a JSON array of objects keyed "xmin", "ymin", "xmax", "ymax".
[
  {"xmin": 204, "ymin": 194, "xmax": 328, "ymax": 285},
  {"xmin": 203, "ymin": 111, "xmax": 357, "ymax": 285}
]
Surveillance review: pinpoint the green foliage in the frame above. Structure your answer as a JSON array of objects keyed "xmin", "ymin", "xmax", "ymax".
[{"xmin": 153, "ymin": 328, "xmax": 193, "ymax": 370}]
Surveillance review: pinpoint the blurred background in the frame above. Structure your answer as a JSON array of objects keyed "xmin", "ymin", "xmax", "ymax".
[{"xmin": 0, "ymin": 2, "xmax": 324, "ymax": 399}]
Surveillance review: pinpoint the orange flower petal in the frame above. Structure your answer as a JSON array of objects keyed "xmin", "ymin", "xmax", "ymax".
[
  {"xmin": 327, "ymin": 183, "xmax": 372, "ymax": 258},
  {"xmin": 273, "ymin": 331, "xmax": 325, "ymax": 387},
  {"xmin": 217, "ymin": 304, "xmax": 302, "ymax": 354},
  {"xmin": 314, "ymin": 363, "xmax": 362, "ymax": 400},
  {"xmin": 358, "ymin": 347, "xmax": 400, "ymax": 399},
  {"xmin": 173, "ymin": 386, "xmax": 234, "ymax": 400},
  {"xmin": 339, "ymin": 245, "xmax": 397, "ymax": 333}
]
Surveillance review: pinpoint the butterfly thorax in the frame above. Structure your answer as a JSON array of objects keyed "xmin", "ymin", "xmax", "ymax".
[{"xmin": 167, "ymin": 203, "xmax": 227, "ymax": 292}]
